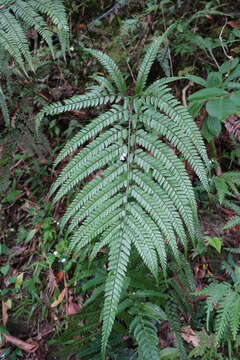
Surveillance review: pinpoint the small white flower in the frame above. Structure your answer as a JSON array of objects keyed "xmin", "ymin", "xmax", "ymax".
[
  {"xmin": 61, "ymin": 258, "xmax": 66, "ymax": 263},
  {"xmin": 53, "ymin": 251, "xmax": 58, "ymax": 256},
  {"xmin": 70, "ymin": 46, "xmax": 74, "ymax": 51},
  {"xmin": 120, "ymin": 152, "xmax": 127, "ymax": 161}
]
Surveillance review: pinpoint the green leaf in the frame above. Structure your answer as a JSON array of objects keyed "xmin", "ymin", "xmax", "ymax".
[
  {"xmin": 201, "ymin": 117, "xmax": 221, "ymax": 143},
  {"xmin": 185, "ymin": 74, "xmax": 206, "ymax": 87},
  {"xmin": 159, "ymin": 347, "xmax": 179, "ymax": 359},
  {"xmin": 188, "ymin": 88, "xmax": 228, "ymax": 101},
  {"xmin": 0, "ymin": 264, "xmax": 10, "ymax": 275},
  {"xmin": 230, "ymin": 92, "xmax": 240, "ymax": 111},
  {"xmin": 205, "ymin": 236, "xmax": 222, "ymax": 253},
  {"xmin": 206, "ymin": 97, "xmax": 237, "ymax": 120},
  {"xmin": 206, "ymin": 72, "xmax": 223, "ymax": 87},
  {"xmin": 219, "ymin": 58, "xmax": 239, "ymax": 74}
]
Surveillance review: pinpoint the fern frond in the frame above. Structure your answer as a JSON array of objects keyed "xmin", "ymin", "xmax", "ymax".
[
  {"xmin": 90, "ymin": 74, "xmax": 116, "ymax": 94},
  {"xmin": 30, "ymin": 0, "xmax": 69, "ymax": 55},
  {"xmin": 37, "ymin": 38, "xmax": 209, "ymax": 358},
  {"xmin": 11, "ymin": 0, "xmax": 54, "ymax": 56},
  {"xmin": 128, "ymin": 204, "xmax": 167, "ymax": 273},
  {"xmin": 0, "ymin": 86, "xmax": 9, "ymax": 126},
  {"xmin": 144, "ymin": 76, "xmax": 182, "ymax": 94},
  {"xmin": 166, "ymin": 300, "xmax": 187, "ymax": 360},
  {"xmin": 130, "ymin": 315, "xmax": 161, "ymax": 360},
  {"xmin": 0, "ymin": 8, "xmax": 33, "ymax": 71},
  {"xmin": 141, "ymin": 110, "xmax": 208, "ymax": 186},
  {"xmin": 84, "ymin": 48, "xmax": 127, "ymax": 94},
  {"xmin": 60, "ymin": 163, "xmax": 127, "ymax": 229},
  {"xmin": 0, "ymin": 0, "xmax": 69, "ymax": 72},
  {"xmin": 53, "ymin": 145, "xmax": 126, "ymax": 202},
  {"xmin": 215, "ymin": 289, "xmax": 236, "ymax": 344},
  {"xmin": 230, "ymin": 294, "xmax": 240, "ymax": 339},
  {"xmin": 224, "ymin": 215, "xmax": 240, "ymax": 230}
]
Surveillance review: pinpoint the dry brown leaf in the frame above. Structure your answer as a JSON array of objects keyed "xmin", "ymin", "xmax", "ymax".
[
  {"xmin": 4, "ymin": 334, "xmax": 39, "ymax": 353},
  {"xmin": 181, "ymin": 326, "xmax": 200, "ymax": 347},
  {"xmin": 56, "ymin": 271, "xmax": 64, "ymax": 284},
  {"xmin": 67, "ymin": 301, "xmax": 81, "ymax": 315},
  {"xmin": 51, "ymin": 288, "xmax": 67, "ymax": 307}
]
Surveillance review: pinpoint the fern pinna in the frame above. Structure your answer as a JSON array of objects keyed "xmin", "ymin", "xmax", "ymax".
[{"xmin": 36, "ymin": 32, "xmax": 209, "ymax": 358}]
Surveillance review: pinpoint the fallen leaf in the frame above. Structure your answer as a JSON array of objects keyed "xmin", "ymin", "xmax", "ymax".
[
  {"xmin": 67, "ymin": 301, "xmax": 81, "ymax": 315},
  {"xmin": 181, "ymin": 326, "xmax": 200, "ymax": 347},
  {"xmin": 51, "ymin": 288, "xmax": 67, "ymax": 307},
  {"xmin": 205, "ymin": 14, "xmax": 213, "ymax": 20},
  {"xmin": 56, "ymin": 271, "xmax": 64, "ymax": 284},
  {"xmin": 227, "ymin": 21, "xmax": 240, "ymax": 28}
]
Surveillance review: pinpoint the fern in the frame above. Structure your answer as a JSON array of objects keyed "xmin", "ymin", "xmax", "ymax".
[
  {"xmin": 223, "ymin": 199, "xmax": 240, "ymax": 230},
  {"xmin": 197, "ymin": 280, "xmax": 240, "ymax": 345},
  {"xmin": 37, "ymin": 34, "xmax": 209, "ymax": 358},
  {"xmin": 0, "ymin": 0, "xmax": 69, "ymax": 72},
  {"xmin": 166, "ymin": 300, "xmax": 187, "ymax": 360},
  {"xmin": 212, "ymin": 171, "xmax": 240, "ymax": 204}
]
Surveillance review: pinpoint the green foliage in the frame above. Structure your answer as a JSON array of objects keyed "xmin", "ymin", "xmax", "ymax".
[
  {"xmin": 197, "ymin": 264, "xmax": 240, "ymax": 345},
  {"xmin": 211, "ymin": 171, "xmax": 240, "ymax": 204},
  {"xmin": 37, "ymin": 34, "xmax": 208, "ymax": 358},
  {"xmin": 0, "ymin": 0, "xmax": 69, "ymax": 127},
  {"xmin": 187, "ymin": 58, "xmax": 240, "ymax": 143},
  {"xmin": 0, "ymin": 0, "xmax": 69, "ymax": 72},
  {"xmin": 166, "ymin": 300, "xmax": 187, "ymax": 360},
  {"xmin": 223, "ymin": 199, "xmax": 240, "ymax": 230}
]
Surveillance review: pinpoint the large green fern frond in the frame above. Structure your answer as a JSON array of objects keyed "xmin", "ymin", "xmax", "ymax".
[{"xmin": 37, "ymin": 36, "xmax": 209, "ymax": 358}]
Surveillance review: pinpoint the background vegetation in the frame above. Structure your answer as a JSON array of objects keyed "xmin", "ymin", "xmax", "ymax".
[{"xmin": 1, "ymin": 0, "xmax": 240, "ymax": 359}]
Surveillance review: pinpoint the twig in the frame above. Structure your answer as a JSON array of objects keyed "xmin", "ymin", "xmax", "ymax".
[
  {"xmin": 219, "ymin": 19, "xmax": 232, "ymax": 61},
  {"xmin": 182, "ymin": 81, "xmax": 193, "ymax": 107}
]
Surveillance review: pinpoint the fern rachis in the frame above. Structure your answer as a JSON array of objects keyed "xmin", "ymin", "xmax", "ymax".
[{"xmin": 36, "ymin": 32, "xmax": 209, "ymax": 358}]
